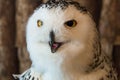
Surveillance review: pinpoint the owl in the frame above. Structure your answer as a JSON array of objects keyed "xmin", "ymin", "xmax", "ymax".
[{"xmin": 13, "ymin": 0, "xmax": 118, "ymax": 80}]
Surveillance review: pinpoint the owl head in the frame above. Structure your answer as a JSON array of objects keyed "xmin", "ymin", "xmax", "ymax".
[{"xmin": 26, "ymin": 0, "xmax": 99, "ymax": 57}]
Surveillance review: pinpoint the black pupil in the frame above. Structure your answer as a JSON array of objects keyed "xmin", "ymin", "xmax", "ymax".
[{"xmin": 66, "ymin": 20, "xmax": 74, "ymax": 27}]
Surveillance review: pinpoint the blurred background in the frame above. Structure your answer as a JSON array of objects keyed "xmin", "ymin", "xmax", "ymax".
[{"xmin": 0, "ymin": 0, "xmax": 120, "ymax": 80}]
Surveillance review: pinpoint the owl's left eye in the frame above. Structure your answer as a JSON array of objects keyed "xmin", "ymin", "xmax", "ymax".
[
  {"xmin": 64, "ymin": 20, "xmax": 77, "ymax": 28},
  {"xmin": 37, "ymin": 20, "xmax": 43, "ymax": 27}
]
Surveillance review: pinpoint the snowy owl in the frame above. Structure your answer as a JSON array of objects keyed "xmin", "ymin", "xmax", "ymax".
[{"xmin": 13, "ymin": 0, "xmax": 118, "ymax": 80}]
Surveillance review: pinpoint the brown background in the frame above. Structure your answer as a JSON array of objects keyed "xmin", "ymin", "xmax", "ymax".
[{"xmin": 0, "ymin": 0, "xmax": 120, "ymax": 80}]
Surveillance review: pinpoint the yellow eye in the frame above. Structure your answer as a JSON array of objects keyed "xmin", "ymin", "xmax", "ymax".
[
  {"xmin": 64, "ymin": 20, "xmax": 77, "ymax": 28},
  {"xmin": 37, "ymin": 20, "xmax": 43, "ymax": 27}
]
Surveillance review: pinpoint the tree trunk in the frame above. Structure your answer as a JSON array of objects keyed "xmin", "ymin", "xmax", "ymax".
[
  {"xmin": 0, "ymin": 0, "xmax": 19, "ymax": 80},
  {"xmin": 113, "ymin": 45, "xmax": 120, "ymax": 79},
  {"xmin": 16, "ymin": 0, "xmax": 42, "ymax": 72},
  {"xmin": 0, "ymin": 47, "xmax": 18, "ymax": 80},
  {"xmin": 99, "ymin": 0, "xmax": 117, "ymax": 59},
  {"xmin": 113, "ymin": 0, "xmax": 120, "ymax": 79}
]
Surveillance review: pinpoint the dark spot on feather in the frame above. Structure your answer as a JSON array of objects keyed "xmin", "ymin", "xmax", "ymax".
[
  {"xmin": 28, "ymin": 75, "xmax": 31, "ymax": 79},
  {"xmin": 25, "ymin": 78, "xmax": 27, "ymax": 80},
  {"xmin": 22, "ymin": 74, "xmax": 26, "ymax": 78},
  {"xmin": 100, "ymin": 65, "xmax": 104, "ymax": 69},
  {"xmin": 99, "ymin": 78, "xmax": 104, "ymax": 80},
  {"xmin": 32, "ymin": 77, "xmax": 35, "ymax": 80}
]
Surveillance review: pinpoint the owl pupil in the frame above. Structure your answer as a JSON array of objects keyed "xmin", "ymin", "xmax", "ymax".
[{"xmin": 66, "ymin": 21, "xmax": 74, "ymax": 27}]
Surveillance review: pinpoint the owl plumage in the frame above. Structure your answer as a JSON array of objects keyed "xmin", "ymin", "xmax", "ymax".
[{"xmin": 13, "ymin": 0, "xmax": 118, "ymax": 80}]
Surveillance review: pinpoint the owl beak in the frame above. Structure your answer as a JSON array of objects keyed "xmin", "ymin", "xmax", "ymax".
[{"xmin": 49, "ymin": 31, "xmax": 62, "ymax": 53}]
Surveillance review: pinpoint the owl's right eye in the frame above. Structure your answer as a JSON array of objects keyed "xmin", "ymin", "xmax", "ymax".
[{"xmin": 37, "ymin": 20, "xmax": 43, "ymax": 27}]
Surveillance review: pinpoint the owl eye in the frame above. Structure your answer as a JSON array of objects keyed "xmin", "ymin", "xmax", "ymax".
[
  {"xmin": 64, "ymin": 20, "xmax": 77, "ymax": 28},
  {"xmin": 37, "ymin": 20, "xmax": 43, "ymax": 27}
]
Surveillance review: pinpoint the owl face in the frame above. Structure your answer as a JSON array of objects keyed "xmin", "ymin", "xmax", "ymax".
[{"xmin": 26, "ymin": 0, "xmax": 97, "ymax": 54}]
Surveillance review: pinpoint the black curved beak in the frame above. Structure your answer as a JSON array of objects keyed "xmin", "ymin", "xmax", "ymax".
[{"xmin": 49, "ymin": 31, "xmax": 62, "ymax": 53}]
